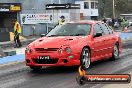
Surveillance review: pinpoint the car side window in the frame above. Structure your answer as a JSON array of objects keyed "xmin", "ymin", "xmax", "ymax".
[
  {"xmin": 93, "ymin": 24, "xmax": 103, "ymax": 36},
  {"xmin": 100, "ymin": 23, "xmax": 110, "ymax": 35}
]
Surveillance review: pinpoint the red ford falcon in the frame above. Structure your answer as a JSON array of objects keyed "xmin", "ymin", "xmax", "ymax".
[{"xmin": 25, "ymin": 21, "xmax": 122, "ymax": 70}]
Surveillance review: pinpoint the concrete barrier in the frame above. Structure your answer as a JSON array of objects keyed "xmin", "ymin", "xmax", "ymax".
[{"xmin": 0, "ymin": 47, "xmax": 6, "ymax": 58}]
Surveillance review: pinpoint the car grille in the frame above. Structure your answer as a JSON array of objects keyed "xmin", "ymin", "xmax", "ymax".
[
  {"xmin": 35, "ymin": 48, "xmax": 59, "ymax": 53},
  {"xmin": 33, "ymin": 59, "xmax": 58, "ymax": 64}
]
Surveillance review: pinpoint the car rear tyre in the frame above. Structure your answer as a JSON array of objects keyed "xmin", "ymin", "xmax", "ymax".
[
  {"xmin": 111, "ymin": 44, "xmax": 119, "ymax": 60},
  {"xmin": 80, "ymin": 48, "xmax": 91, "ymax": 70},
  {"xmin": 30, "ymin": 66, "xmax": 42, "ymax": 71}
]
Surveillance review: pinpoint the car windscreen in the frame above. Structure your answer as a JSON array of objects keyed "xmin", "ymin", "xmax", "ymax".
[{"xmin": 46, "ymin": 23, "xmax": 91, "ymax": 37}]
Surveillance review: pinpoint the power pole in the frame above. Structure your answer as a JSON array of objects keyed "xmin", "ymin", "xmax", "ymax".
[{"xmin": 113, "ymin": 0, "xmax": 115, "ymax": 18}]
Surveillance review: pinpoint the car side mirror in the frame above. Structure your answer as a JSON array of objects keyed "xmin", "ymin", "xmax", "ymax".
[
  {"xmin": 94, "ymin": 33, "xmax": 102, "ymax": 38},
  {"xmin": 41, "ymin": 34, "xmax": 46, "ymax": 37}
]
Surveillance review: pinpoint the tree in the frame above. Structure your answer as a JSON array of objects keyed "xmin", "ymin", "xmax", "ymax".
[
  {"xmin": 98, "ymin": 0, "xmax": 106, "ymax": 18},
  {"xmin": 98, "ymin": 0, "xmax": 132, "ymax": 18}
]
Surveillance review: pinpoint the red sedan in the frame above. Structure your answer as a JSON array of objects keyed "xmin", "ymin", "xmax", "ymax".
[{"xmin": 25, "ymin": 21, "xmax": 122, "ymax": 70}]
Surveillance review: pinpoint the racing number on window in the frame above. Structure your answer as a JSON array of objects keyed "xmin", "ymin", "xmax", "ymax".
[
  {"xmin": 100, "ymin": 23, "xmax": 113, "ymax": 35},
  {"xmin": 105, "ymin": 24, "xmax": 113, "ymax": 34}
]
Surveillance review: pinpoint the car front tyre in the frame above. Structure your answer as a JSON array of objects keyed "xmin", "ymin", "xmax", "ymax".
[
  {"xmin": 80, "ymin": 48, "xmax": 91, "ymax": 70},
  {"xmin": 111, "ymin": 44, "xmax": 119, "ymax": 60}
]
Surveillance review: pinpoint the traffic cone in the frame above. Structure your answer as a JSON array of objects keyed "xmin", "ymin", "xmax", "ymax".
[{"xmin": 124, "ymin": 27, "xmax": 128, "ymax": 32}]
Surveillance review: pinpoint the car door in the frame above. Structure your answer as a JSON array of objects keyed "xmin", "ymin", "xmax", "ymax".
[
  {"xmin": 91, "ymin": 23, "xmax": 108, "ymax": 61},
  {"xmin": 99, "ymin": 23, "xmax": 116, "ymax": 55}
]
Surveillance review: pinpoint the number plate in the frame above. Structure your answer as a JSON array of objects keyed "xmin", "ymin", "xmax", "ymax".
[{"xmin": 38, "ymin": 56, "xmax": 50, "ymax": 60}]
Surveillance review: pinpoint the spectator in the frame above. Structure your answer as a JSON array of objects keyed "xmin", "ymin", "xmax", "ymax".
[
  {"xmin": 103, "ymin": 18, "xmax": 107, "ymax": 23},
  {"xmin": 112, "ymin": 18, "xmax": 115, "ymax": 28},
  {"xmin": 14, "ymin": 21, "xmax": 22, "ymax": 48},
  {"xmin": 14, "ymin": 30, "xmax": 22, "ymax": 48},
  {"xmin": 118, "ymin": 17, "xmax": 122, "ymax": 27},
  {"xmin": 58, "ymin": 16, "xmax": 66, "ymax": 25}
]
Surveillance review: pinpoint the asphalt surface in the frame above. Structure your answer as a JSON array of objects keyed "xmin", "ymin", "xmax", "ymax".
[{"xmin": 0, "ymin": 41, "xmax": 132, "ymax": 88}]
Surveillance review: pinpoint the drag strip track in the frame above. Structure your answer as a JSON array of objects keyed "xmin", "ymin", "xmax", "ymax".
[{"xmin": 0, "ymin": 42, "xmax": 132, "ymax": 88}]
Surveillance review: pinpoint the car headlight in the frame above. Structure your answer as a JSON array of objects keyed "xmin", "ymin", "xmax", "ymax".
[
  {"xmin": 65, "ymin": 47, "xmax": 72, "ymax": 54},
  {"xmin": 58, "ymin": 47, "xmax": 72, "ymax": 54},
  {"xmin": 25, "ymin": 47, "xmax": 33, "ymax": 53}
]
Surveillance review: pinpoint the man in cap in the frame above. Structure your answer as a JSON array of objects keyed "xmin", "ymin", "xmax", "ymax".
[{"xmin": 58, "ymin": 16, "xmax": 66, "ymax": 25}]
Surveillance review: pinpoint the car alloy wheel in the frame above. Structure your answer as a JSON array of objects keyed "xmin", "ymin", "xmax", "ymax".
[
  {"xmin": 114, "ymin": 45, "xmax": 119, "ymax": 57},
  {"xmin": 81, "ymin": 48, "xmax": 91, "ymax": 70},
  {"xmin": 111, "ymin": 44, "xmax": 119, "ymax": 60}
]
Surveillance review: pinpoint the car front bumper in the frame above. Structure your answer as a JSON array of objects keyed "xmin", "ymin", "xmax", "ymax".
[{"xmin": 25, "ymin": 53, "xmax": 80, "ymax": 66}]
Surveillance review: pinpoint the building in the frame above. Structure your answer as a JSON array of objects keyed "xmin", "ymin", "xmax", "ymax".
[
  {"xmin": 0, "ymin": 0, "xmax": 98, "ymax": 39},
  {"xmin": 75, "ymin": 0, "xmax": 98, "ymax": 20}
]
